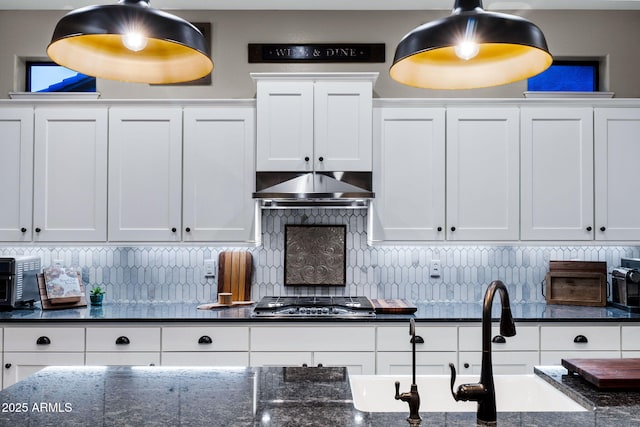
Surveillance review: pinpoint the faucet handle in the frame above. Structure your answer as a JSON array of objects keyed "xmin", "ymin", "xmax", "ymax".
[
  {"xmin": 395, "ymin": 380, "xmax": 401, "ymax": 400},
  {"xmin": 448, "ymin": 362, "xmax": 485, "ymax": 402},
  {"xmin": 448, "ymin": 363, "xmax": 458, "ymax": 401}
]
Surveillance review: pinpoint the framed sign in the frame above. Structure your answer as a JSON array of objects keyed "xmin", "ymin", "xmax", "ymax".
[
  {"xmin": 249, "ymin": 43, "xmax": 385, "ymax": 63},
  {"xmin": 284, "ymin": 224, "xmax": 346, "ymax": 286}
]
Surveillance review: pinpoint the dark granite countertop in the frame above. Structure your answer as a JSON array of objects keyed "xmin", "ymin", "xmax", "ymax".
[
  {"xmin": 0, "ymin": 365, "xmax": 637, "ymax": 426},
  {"xmin": 1, "ymin": 301, "xmax": 639, "ymax": 323}
]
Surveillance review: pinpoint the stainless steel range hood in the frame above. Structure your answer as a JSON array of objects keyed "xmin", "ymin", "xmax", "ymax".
[{"xmin": 253, "ymin": 171, "xmax": 374, "ymax": 209}]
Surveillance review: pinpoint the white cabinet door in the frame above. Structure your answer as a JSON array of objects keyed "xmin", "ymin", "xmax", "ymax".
[
  {"xmin": 314, "ymin": 81, "xmax": 372, "ymax": 171},
  {"xmin": 377, "ymin": 351, "xmax": 457, "ymax": 375},
  {"xmin": 458, "ymin": 351, "xmax": 540, "ymax": 375},
  {"xmin": 595, "ymin": 108, "xmax": 640, "ymax": 240},
  {"xmin": 446, "ymin": 108, "xmax": 520, "ymax": 240},
  {"xmin": 256, "ymin": 80, "xmax": 314, "ymax": 171},
  {"xmin": 369, "ymin": 107, "xmax": 446, "ymax": 242},
  {"xmin": 314, "ymin": 352, "xmax": 375, "ymax": 375},
  {"xmin": 108, "ymin": 107, "xmax": 182, "ymax": 241},
  {"xmin": 3, "ymin": 353, "xmax": 85, "ymax": 389},
  {"xmin": 0, "ymin": 107, "xmax": 33, "ymax": 242},
  {"xmin": 521, "ymin": 107, "xmax": 594, "ymax": 240},
  {"xmin": 33, "ymin": 107, "xmax": 108, "ymax": 241},
  {"xmin": 183, "ymin": 107, "xmax": 257, "ymax": 242}
]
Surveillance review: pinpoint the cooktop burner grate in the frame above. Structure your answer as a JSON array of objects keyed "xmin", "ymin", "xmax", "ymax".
[{"xmin": 252, "ymin": 296, "xmax": 375, "ymax": 318}]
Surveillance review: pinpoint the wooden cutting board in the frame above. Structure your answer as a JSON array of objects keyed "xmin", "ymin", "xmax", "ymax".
[
  {"xmin": 562, "ymin": 358, "xmax": 640, "ymax": 389},
  {"xmin": 217, "ymin": 251, "xmax": 252, "ymax": 302},
  {"xmin": 369, "ymin": 298, "xmax": 417, "ymax": 314}
]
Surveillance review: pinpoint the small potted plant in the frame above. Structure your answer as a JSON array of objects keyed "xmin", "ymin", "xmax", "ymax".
[{"xmin": 89, "ymin": 286, "xmax": 105, "ymax": 306}]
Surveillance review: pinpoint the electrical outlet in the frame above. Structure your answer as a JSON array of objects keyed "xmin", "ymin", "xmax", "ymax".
[
  {"xmin": 204, "ymin": 259, "xmax": 216, "ymax": 278},
  {"xmin": 430, "ymin": 260, "xmax": 441, "ymax": 278}
]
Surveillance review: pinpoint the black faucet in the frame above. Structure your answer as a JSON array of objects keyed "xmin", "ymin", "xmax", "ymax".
[
  {"xmin": 394, "ymin": 318, "xmax": 421, "ymax": 426},
  {"xmin": 448, "ymin": 280, "xmax": 516, "ymax": 425}
]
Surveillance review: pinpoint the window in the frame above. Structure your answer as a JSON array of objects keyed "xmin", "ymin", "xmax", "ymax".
[
  {"xmin": 527, "ymin": 60, "xmax": 600, "ymax": 92},
  {"xmin": 26, "ymin": 61, "xmax": 96, "ymax": 93}
]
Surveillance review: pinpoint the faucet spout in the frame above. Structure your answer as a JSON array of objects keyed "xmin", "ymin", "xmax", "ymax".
[{"xmin": 448, "ymin": 280, "xmax": 516, "ymax": 425}]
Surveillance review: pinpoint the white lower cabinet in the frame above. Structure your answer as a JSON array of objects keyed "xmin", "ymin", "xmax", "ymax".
[
  {"xmin": 161, "ymin": 326, "xmax": 249, "ymax": 366},
  {"xmin": 85, "ymin": 327, "xmax": 160, "ymax": 366},
  {"xmin": 3, "ymin": 327, "xmax": 85, "ymax": 388},
  {"xmin": 540, "ymin": 324, "xmax": 621, "ymax": 365},
  {"xmin": 250, "ymin": 325, "xmax": 376, "ymax": 374},
  {"xmin": 376, "ymin": 325, "xmax": 457, "ymax": 374},
  {"xmin": 621, "ymin": 325, "xmax": 640, "ymax": 358},
  {"xmin": 458, "ymin": 325, "xmax": 540, "ymax": 374}
]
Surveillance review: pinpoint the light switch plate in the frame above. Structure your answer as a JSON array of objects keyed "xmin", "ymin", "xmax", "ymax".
[
  {"xmin": 430, "ymin": 260, "xmax": 441, "ymax": 278},
  {"xmin": 204, "ymin": 259, "xmax": 216, "ymax": 278}
]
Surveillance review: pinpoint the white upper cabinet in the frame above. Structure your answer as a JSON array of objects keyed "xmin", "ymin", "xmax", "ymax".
[
  {"xmin": 369, "ymin": 106, "xmax": 446, "ymax": 242},
  {"xmin": 33, "ymin": 107, "xmax": 108, "ymax": 241},
  {"xmin": 108, "ymin": 107, "xmax": 182, "ymax": 242},
  {"xmin": 0, "ymin": 108, "xmax": 33, "ymax": 241},
  {"xmin": 446, "ymin": 107, "xmax": 520, "ymax": 241},
  {"xmin": 183, "ymin": 106, "xmax": 258, "ymax": 242},
  {"xmin": 595, "ymin": 107, "xmax": 640, "ymax": 240},
  {"xmin": 253, "ymin": 73, "xmax": 376, "ymax": 172},
  {"xmin": 521, "ymin": 107, "xmax": 594, "ymax": 240}
]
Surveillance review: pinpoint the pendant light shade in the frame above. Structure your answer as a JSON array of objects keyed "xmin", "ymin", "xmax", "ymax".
[
  {"xmin": 47, "ymin": 0, "xmax": 213, "ymax": 84},
  {"xmin": 390, "ymin": 0, "xmax": 552, "ymax": 90}
]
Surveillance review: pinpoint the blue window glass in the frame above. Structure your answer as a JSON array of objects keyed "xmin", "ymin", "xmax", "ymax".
[
  {"xmin": 26, "ymin": 62, "xmax": 96, "ymax": 93},
  {"xmin": 527, "ymin": 60, "xmax": 599, "ymax": 92}
]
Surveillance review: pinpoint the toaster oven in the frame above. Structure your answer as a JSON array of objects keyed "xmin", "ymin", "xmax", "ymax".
[{"xmin": 0, "ymin": 256, "xmax": 41, "ymax": 310}]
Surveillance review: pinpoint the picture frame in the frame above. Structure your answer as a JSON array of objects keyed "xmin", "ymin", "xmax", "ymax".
[{"xmin": 284, "ymin": 224, "xmax": 346, "ymax": 286}]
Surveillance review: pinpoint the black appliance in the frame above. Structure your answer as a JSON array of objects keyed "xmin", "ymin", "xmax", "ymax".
[
  {"xmin": 610, "ymin": 257, "xmax": 640, "ymax": 312},
  {"xmin": 0, "ymin": 256, "xmax": 41, "ymax": 310},
  {"xmin": 252, "ymin": 296, "xmax": 375, "ymax": 318}
]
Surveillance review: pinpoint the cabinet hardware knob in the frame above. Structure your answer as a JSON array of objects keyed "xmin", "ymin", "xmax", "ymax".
[
  {"xmin": 185, "ymin": 227, "xmax": 191, "ymax": 232},
  {"xmin": 198, "ymin": 335, "xmax": 213, "ymax": 344},
  {"xmin": 450, "ymin": 226, "xmax": 456, "ymax": 232},
  {"xmin": 36, "ymin": 336, "xmax": 51, "ymax": 345},
  {"xmin": 492, "ymin": 335, "xmax": 506, "ymax": 344},
  {"xmin": 304, "ymin": 156, "xmax": 310, "ymax": 162},
  {"xmin": 463, "ymin": 363, "xmax": 470, "ymax": 369},
  {"xmin": 4, "ymin": 363, "xmax": 11, "ymax": 369},
  {"xmin": 318, "ymin": 156, "xmax": 324, "ymax": 162},
  {"xmin": 20, "ymin": 227, "xmax": 27, "ymax": 233},
  {"xmin": 586, "ymin": 226, "xmax": 592, "ymax": 232},
  {"xmin": 410, "ymin": 335, "xmax": 425, "ymax": 344},
  {"xmin": 171, "ymin": 227, "xmax": 177, "ymax": 233},
  {"xmin": 149, "ymin": 363, "xmax": 155, "ymax": 366},
  {"xmin": 437, "ymin": 226, "xmax": 442, "ymax": 232},
  {"xmin": 115, "ymin": 336, "xmax": 130, "ymax": 345},
  {"xmin": 573, "ymin": 335, "xmax": 588, "ymax": 343},
  {"xmin": 35, "ymin": 227, "xmax": 41, "ymax": 233},
  {"xmin": 600, "ymin": 226, "xmax": 606, "ymax": 232}
]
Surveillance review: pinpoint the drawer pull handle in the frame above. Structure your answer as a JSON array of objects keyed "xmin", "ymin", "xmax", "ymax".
[
  {"xmin": 574, "ymin": 335, "xmax": 588, "ymax": 344},
  {"xmin": 115, "ymin": 336, "xmax": 130, "ymax": 345},
  {"xmin": 198, "ymin": 335, "xmax": 213, "ymax": 344},
  {"xmin": 410, "ymin": 335, "xmax": 425, "ymax": 344},
  {"xmin": 492, "ymin": 335, "xmax": 506, "ymax": 344},
  {"xmin": 36, "ymin": 336, "xmax": 51, "ymax": 345},
  {"xmin": 5, "ymin": 363, "xmax": 11, "ymax": 369}
]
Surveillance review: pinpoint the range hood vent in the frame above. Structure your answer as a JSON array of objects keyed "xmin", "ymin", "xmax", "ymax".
[{"xmin": 253, "ymin": 172, "xmax": 374, "ymax": 209}]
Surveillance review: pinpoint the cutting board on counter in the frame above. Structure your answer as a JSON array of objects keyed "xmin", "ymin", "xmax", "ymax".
[
  {"xmin": 562, "ymin": 358, "xmax": 640, "ymax": 389},
  {"xmin": 218, "ymin": 251, "xmax": 252, "ymax": 302},
  {"xmin": 369, "ymin": 298, "xmax": 417, "ymax": 314}
]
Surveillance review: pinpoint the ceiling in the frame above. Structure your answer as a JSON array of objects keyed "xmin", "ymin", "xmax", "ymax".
[{"xmin": 1, "ymin": 0, "xmax": 640, "ymax": 11}]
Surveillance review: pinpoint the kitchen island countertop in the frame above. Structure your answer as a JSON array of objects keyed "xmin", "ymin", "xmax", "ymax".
[
  {"xmin": 0, "ymin": 365, "xmax": 638, "ymax": 426},
  {"xmin": 1, "ymin": 301, "xmax": 639, "ymax": 323}
]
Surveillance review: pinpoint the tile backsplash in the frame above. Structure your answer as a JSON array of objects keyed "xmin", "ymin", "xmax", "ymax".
[{"xmin": 2, "ymin": 209, "xmax": 639, "ymax": 304}]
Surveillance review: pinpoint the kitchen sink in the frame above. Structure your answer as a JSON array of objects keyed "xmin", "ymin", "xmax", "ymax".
[{"xmin": 349, "ymin": 374, "xmax": 589, "ymax": 413}]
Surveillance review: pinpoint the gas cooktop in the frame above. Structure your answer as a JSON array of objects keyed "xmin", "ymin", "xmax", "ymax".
[{"xmin": 252, "ymin": 296, "xmax": 375, "ymax": 318}]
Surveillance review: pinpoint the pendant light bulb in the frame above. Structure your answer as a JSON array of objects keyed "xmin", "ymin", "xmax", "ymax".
[
  {"xmin": 122, "ymin": 31, "xmax": 148, "ymax": 52},
  {"xmin": 455, "ymin": 40, "xmax": 479, "ymax": 60}
]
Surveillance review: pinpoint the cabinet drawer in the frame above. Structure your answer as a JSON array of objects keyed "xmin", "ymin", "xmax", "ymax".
[
  {"xmin": 458, "ymin": 325, "xmax": 539, "ymax": 352},
  {"xmin": 540, "ymin": 325, "xmax": 620, "ymax": 351},
  {"xmin": 251, "ymin": 326, "xmax": 374, "ymax": 352},
  {"xmin": 377, "ymin": 351, "xmax": 457, "ymax": 375},
  {"xmin": 86, "ymin": 352, "xmax": 160, "ymax": 366},
  {"xmin": 85, "ymin": 327, "xmax": 160, "ymax": 352},
  {"xmin": 622, "ymin": 326, "xmax": 640, "ymax": 350},
  {"xmin": 4, "ymin": 327, "xmax": 85, "ymax": 352},
  {"xmin": 377, "ymin": 326, "xmax": 457, "ymax": 352},
  {"xmin": 162, "ymin": 326, "xmax": 249, "ymax": 351},
  {"xmin": 162, "ymin": 352, "xmax": 249, "ymax": 367}
]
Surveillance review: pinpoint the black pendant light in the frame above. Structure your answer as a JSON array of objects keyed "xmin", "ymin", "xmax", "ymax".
[
  {"xmin": 390, "ymin": 0, "xmax": 552, "ymax": 90},
  {"xmin": 47, "ymin": 0, "xmax": 213, "ymax": 84}
]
